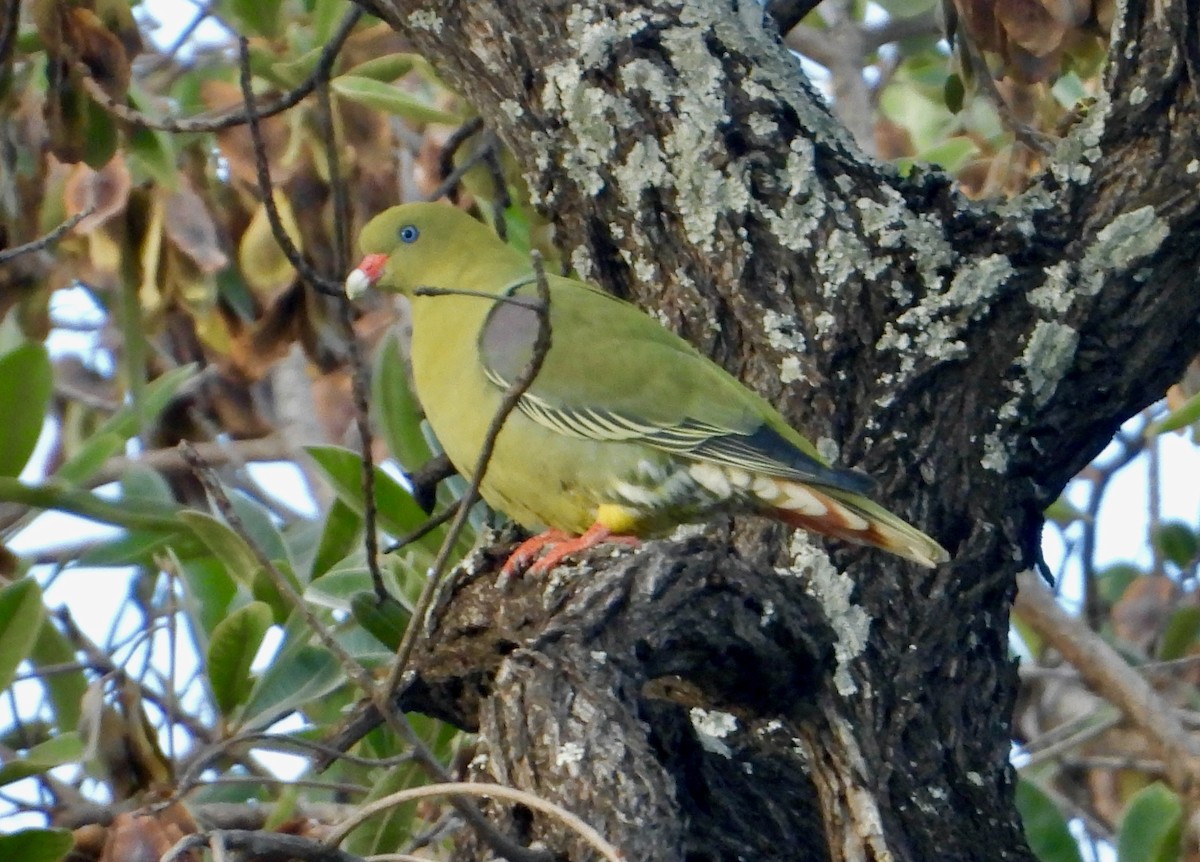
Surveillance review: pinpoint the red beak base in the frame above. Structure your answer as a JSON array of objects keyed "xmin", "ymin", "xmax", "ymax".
[{"xmin": 345, "ymin": 253, "xmax": 389, "ymax": 298}]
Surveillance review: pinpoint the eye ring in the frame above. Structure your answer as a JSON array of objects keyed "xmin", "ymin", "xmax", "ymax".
[{"xmin": 399, "ymin": 225, "xmax": 420, "ymax": 244}]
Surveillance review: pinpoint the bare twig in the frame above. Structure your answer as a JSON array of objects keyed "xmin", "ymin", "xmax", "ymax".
[
  {"xmin": 316, "ymin": 72, "xmax": 386, "ymax": 600},
  {"xmin": 436, "ymin": 117, "xmax": 486, "ymax": 203},
  {"xmin": 481, "ymin": 143, "xmax": 511, "ymax": 241},
  {"xmin": 955, "ymin": 35, "xmax": 1054, "ymax": 156},
  {"xmin": 384, "ymin": 500, "xmax": 460, "ymax": 554},
  {"xmin": 75, "ymin": 8, "xmax": 362, "ymax": 135},
  {"xmin": 383, "ymin": 255, "xmax": 553, "ymax": 700},
  {"xmin": 1015, "ymin": 569, "xmax": 1200, "ymax": 795},
  {"xmin": 237, "ymin": 36, "xmax": 343, "ymax": 296},
  {"xmin": 167, "ymin": 830, "xmax": 366, "ymax": 862},
  {"xmin": 85, "ymin": 437, "xmax": 294, "ymax": 488},
  {"xmin": 323, "ymin": 782, "xmax": 624, "ymax": 862},
  {"xmin": 179, "ymin": 443, "xmax": 376, "ymax": 692},
  {"xmin": 1080, "ymin": 427, "xmax": 1146, "ymax": 626},
  {"xmin": 0, "ymin": 206, "xmax": 95, "ymax": 265},
  {"xmin": 180, "ymin": 444, "xmax": 545, "ymax": 862}
]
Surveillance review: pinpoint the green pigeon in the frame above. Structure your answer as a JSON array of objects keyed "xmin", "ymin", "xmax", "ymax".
[{"xmin": 347, "ymin": 203, "xmax": 949, "ymax": 574}]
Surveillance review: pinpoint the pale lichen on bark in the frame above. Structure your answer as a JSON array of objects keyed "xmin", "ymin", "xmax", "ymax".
[{"xmin": 780, "ymin": 532, "xmax": 869, "ymax": 696}]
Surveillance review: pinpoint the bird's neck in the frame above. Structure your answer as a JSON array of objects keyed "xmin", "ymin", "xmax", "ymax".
[{"xmin": 416, "ymin": 247, "xmax": 533, "ymax": 299}]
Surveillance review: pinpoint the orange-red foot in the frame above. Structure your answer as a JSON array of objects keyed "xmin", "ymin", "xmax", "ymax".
[
  {"xmin": 500, "ymin": 524, "xmax": 641, "ymax": 578},
  {"xmin": 500, "ymin": 529, "xmax": 570, "ymax": 579}
]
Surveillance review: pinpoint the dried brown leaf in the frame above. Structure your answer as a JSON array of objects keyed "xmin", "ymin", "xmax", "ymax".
[
  {"xmin": 164, "ymin": 184, "xmax": 229, "ymax": 274},
  {"xmin": 202, "ymin": 80, "xmax": 292, "ymax": 186},
  {"xmin": 63, "ymin": 157, "xmax": 131, "ymax": 233},
  {"xmin": 65, "ymin": 8, "xmax": 131, "ymax": 100}
]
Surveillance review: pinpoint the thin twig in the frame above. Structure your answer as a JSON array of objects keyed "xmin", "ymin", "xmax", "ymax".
[
  {"xmin": 316, "ymin": 71, "xmax": 386, "ymax": 600},
  {"xmin": 237, "ymin": 37, "xmax": 343, "ymax": 297},
  {"xmin": 424, "ymin": 147, "xmax": 493, "ymax": 204},
  {"xmin": 482, "ymin": 142, "xmax": 511, "ymax": 241},
  {"xmin": 323, "ymin": 782, "xmax": 624, "ymax": 862},
  {"xmin": 1015, "ymin": 569, "xmax": 1200, "ymax": 795},
  {"xmin": 166, "ymin": 830, "xmax": 367, "ymax": 862},
  {"xmin": 0, "ymin": 206, "xmax": 95, "ymax": 265},
  {"xmin": 383, "ymin": 255, "xmax": 553, "ymax": 701},
  {"xmin": 75, "ymin": 8, "xmax": 362, "ymax": 135},
  {"xmin": 1080, "ymin": 428, "xmax": 1146, "ymax": 625},
  {"xmin": 436, "ymin": 117, "xmax": 485, "ymax": 203},
  {"xmin": 179, "ymin": 443, "xmax": 376, "ymax": 692},
  {"xmin": 956, "ymin": 35, "xmax": 1054, "ymax": 156},
  {"xmin": 413, "ymin": 286, "xmax": 543, "ymax": 309},
  {"xmin": 384, "ymin": 500, "xmax": 460, "ymax": 554}
]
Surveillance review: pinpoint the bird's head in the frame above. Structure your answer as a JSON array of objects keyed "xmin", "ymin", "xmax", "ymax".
[{"xmin": 345, "ymin": 202, "xmax": 502, "ymax": 298}]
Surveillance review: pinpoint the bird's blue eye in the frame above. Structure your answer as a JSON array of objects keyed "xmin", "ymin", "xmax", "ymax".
[{"xmin": 399, "ymin": 225, "xmax": 420, "ymax": 244}]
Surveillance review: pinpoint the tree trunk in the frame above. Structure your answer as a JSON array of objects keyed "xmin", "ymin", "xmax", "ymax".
[{"xmin": 364, "ymin": 0, "xmax": 1200, "ymax": 859}]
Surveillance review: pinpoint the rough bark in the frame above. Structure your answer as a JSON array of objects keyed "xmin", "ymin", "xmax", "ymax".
[{"xmin": 363, "ymin": 1, "xmax": 1200, "ymax": 860}]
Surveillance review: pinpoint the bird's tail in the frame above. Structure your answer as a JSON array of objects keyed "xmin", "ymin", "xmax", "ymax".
[{"xmin": 763, "ymin": 480, "xmax": 949, "ymax": 568}]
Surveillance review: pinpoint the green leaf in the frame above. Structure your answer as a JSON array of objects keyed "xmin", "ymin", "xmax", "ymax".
[
  {"xmin": 1097, "ymin": 563, "xmax": 1142, "ymax": 605},
  {"xmin": 874, "ymin": 0, "xmax": 936, "ymax": 18},
  {"xmin": 83, "ymin": 98, "xmax": 119, "ymax": 168},
  {"xmin": 306, "ymin": 566, "xmax": 376, "ymax": 611},
  {"xmin": 0, "ymin": 579, "xmax": 45, "ymax": 693},
  {"xmin": 343, "ymin": 762, "xmax": 425, "ymax": 857},
  {"xmin": 330, "ymin": 76, "xmax": 460, "ymax": 124},
  {"xmin": 310, "ymin": 498, "xmax": 363, "ymax": 579},
  {"xmin": 943, "ymin": 72, "xmax": 965, "ymax": 114},
  {"xmin": 127, "ymin": 122, "xmax": 176, "ymax": 188},
  {"xmin": 240, "ymin": 642, "xmax": 344, "ymax": 730},
  {"xmin": 78, "ymin": 529, "xmax": 184, "ymax": 567},
  {"xmin": 208, "ymin": 601, "xmax": 273, "ymax": 717},
  {"xmin": 350, "ymin": 591, "xmax": 410, "ymax": 651},
  {"xmin": 54, "ymin": 364, "xmax": 196, "ymax": 485},
  {"xmin": 1015, "ymin": 779, "xmax": 1083, "ymax": 862},
  {"xmin": 1158, "ymin": 606, "xmax": 1200, "ymax": 661},
  {"xmin": 229, "ymin": 491, "xmax": 290, "ymax": 570},
  {"xmin": 0, "ymin": 829, "xmax": 74, "ymax": 862},
  {"xmin": 306, "ymin": 445, "xmax": 428, "ymax": 538},
  {"xmin": 372, "ymin": 329, "xmax": 433, "ymax": 472},
  {"xmin": 1117, "ymin": 782, "xmax": 1182, "ymax": 862},
  {"xmin": 1044, "ymin": 496, "xmax": 1089, "ymax": 528},
  {"xmin": 1151, "ymin": 389, "xmax": 1200, "ymax": 435},
  {"xmin": 0, "ymin": 342, "xmax": 52, "ymax": 478},
  {"xmin": 251, "ymin": 558, "xmax": 302, "ymax": 625},
  {"xmin": 271, "ymin": 46, "xmax": 324, "ymax": 89},
  {"xmin": 179, "ymin": 511, "xmax": 261, "ymax": 585},
  {"xmin": 343, "ymin": 53, "xmax": 422, "ymax": 82},
  {"xmin": 177, "ymin": 555, "xmax": 240, "ymax": 643},
  {"xmin": 0, "ymin": 733, "xmax": 84, "ymax": 788},
  {"xmin": 224, "ymin": 0, "xmax": 283, "ymax": 37},
  {"xmin": 1154, "ymin": 521, "xmax": 1198, "ymax": 570},
  {"xmin": 29, "ymin": 621, "xmax": 88, "ymax": 731},
  {"xmin": 913, "ymin": 136, "xmax": 978, "ymax": 172}
]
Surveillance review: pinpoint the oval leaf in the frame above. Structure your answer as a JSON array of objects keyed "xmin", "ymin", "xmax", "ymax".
[
  {"xmin": 305, "ymin": 445, "xmax": 428, "ymax": 537},
  {"xmin": 0, "ymin": 733, "xmax": 85, "ymax": 788},
  {"xmin": 240, "ymin": 644, "xmax": 343, "ymax": 730},
  {"xmin": 0, "ymin": 579, "xmax": 45, "ymax": 693},
  {"xmin": 0, "ymin": 829, "xmax": 74, "ymax": 862},
  {"xmin": 372, "ymin": 329, "xmax": 433, "ymax": 472},
  {"xmin": 1015, "ymin": 779, "xmax": 1083, "ymax": 862},
  {"xmin": 208, "ymin": 600, "xmax": 273, "ymax": 716},
  {"xmin": 1117, "ymin": 782, "xmax": 1182, "ymax": 862},
  {"xmin": 178, "ymin": 511, "xmax": 261, "ymax": 585},
  {"xmin": 1151, "ymin": 389, "xmax": 1200, "ymax": 435},
  {"xmin": 0, "ymin": 343, "xmax": 52, "ymax": 478},
  {"xmin": 330, "ymin": 76, "xmax": 459, "ymax": 124}
]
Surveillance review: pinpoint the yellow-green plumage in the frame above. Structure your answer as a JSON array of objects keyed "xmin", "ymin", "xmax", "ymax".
[{"xmin": 350, "ymin": 203, "xmax": 949, "ymax": 569}]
